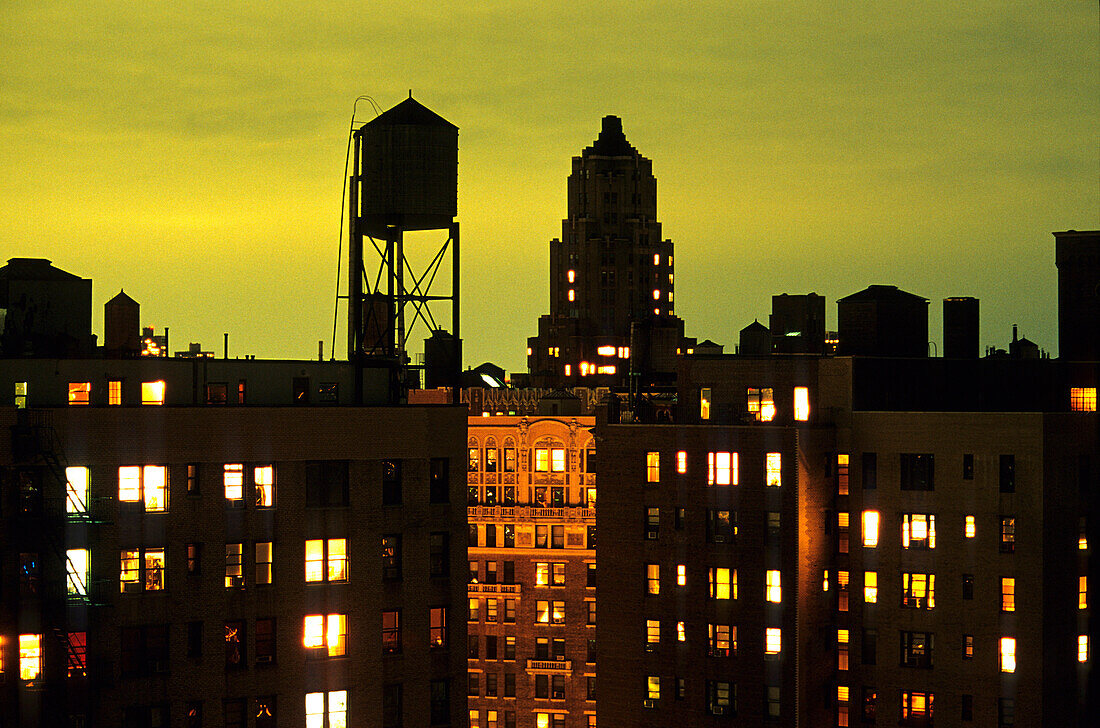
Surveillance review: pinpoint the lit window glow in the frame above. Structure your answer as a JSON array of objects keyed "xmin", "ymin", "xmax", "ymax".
[
  {"xmin": 305, "ymin": 690, "xmax": 347, "ymax": 728},
  {"xmin": 1070, "ymin": 387, "xmax": 1097, "ymax": 412},
  {"xmin": 862, "ymin": 510, "xmax": 880, "ymax": 548},
  {"xmin": 676, "ymin": 451, "xmax": 687, "ymax": 474},
  {"xmin": 965, "ymin": 515, "xmax": 976, "ymax": 539},
  {"xmin": 647, "ymin": 619, "xmax": 660, "ymax": 644},
  {"xmin": 68, "ymin": 382, "xmax": 91, "ymax": 405},
  {"xmin": 568, "ymin": 289, "xmax": 575, "ymax": 302},
  {"xmin": 1000, "ymin": 636, "xmax": 1016, "ymax": 672},
  {"xmin": 709, "ymin": 567, "xmax": 733, "ymax": 600},
  {"xmin": 1002, "ymin": 577, "xmax": 1015, "ymax": 612},
  {"xmin": 766, "ymin": 570, "xmax": 781, "ymax": 603},
  {"xmin": 1079, "ymin": 635, "xmax": 1089, "ymax": 662},
  {"xmin": 707, "ymin": 452, "xmax": 737, "ymax": 486},
  {"xmin": 647, "ymin": 563, "xmax": 659, "ymax": 595},
  {"xmin": 677, "ymin": 621, "xmax": 686, "ymax": 642},
  {"xmin": 653, "ymin": 289, "xmax": 661, "ymax": 300},
  {"xmin": 567, "ymin": 269, "xmax": 575, "ymax": 283},
  {"xmin": 766, "ymin": 453, "xmax": 782, "ymax": 486},
  {"xmin": 765, "ymin": 627, "xmax": 781, "ymax": 656},
  {"xmin": 793, "ymin": 386, "xmax": 810, "ymax": 421},
  {"xmin": 646, "ymin": 452, "xmax": 660, "ymax": 483},
  {"xmin": 700, "ymin": 387, "xmax": 711, "ymax": 420},
  {"xmin": 864, "ymin": 571, "xmax": 877, "ymax": 603},
  {"xmin": 597, "ymin": 345, "xmax": 616, "ymax": 356},
  {"xmin": 1080, "ymin": 575, "xmax": 1088, "ymax": 609},
  {"xmin": 141, "ymin": 380, "xmax": 165, "ymax": 405},
  {"xmin": 66, "ymin": 466, "xmax": 89, "ymax": 514},
  {"xmin": 19, "ymin": 634, "xmax": 41, "ymax": 681},
  {"xmin": 118, "ymin": 465, "xmax": 167, "ymax": 512},
  {"xmin": 224, "ymin": 464, "xmax": 244, "ymax": 501},
  {"xmin": 108, "ymin": 380, "xmax": 122, "ymax": 405},
  {"xmin": 304, "ymin": 614, "xmax": 347, "ymax": 656},
  {"xmin": 903, "ymin": 514, "xmax": 936, "ymax": 548},
  {"xmin": 596, "ymin": 365, "xmax": 616, "ymax": 375},
  {"xmin": 254, "ymin": 465, "xmax": 274, "ymax": 507},
  {"xmin": 66, "ymin": 548, "xmax": 88, "ymax": 597},
  {"xmin": 677, "ymin": 564, "xmax": 686, "ymax": 586}
]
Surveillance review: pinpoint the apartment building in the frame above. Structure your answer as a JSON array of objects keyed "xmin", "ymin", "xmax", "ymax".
[
  {"xmin": 466, "ymin": 416, "xmax": 596, "ymax": 728},
  {"xmin": 0, "ymin": 357, "xmax": 468, "ymax": 728}
]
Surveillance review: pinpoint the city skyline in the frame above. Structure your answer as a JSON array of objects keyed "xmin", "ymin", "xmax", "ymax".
[{"xmin": 2, "ymin": 2, "xmax": 1097, "ymax": 372}]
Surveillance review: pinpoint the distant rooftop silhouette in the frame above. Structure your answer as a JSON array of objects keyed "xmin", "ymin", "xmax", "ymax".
[
  {"xmin": 365, "ymin": 96, "xmax": 457, "ymax": 129},
  {"xmin": 585, "ymin": 115, "xmax": 637, "ymax": 156}
]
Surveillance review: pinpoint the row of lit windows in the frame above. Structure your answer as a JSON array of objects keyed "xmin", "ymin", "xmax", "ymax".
[
  {"xmin": 642, "ymin": 677, "xmax": 782, "ymax": 717},
  {"xmin": 469, "ymin": 710, "xmax": 572, "ymax": 728},
  {"xmin": 698, "ymin": 386, "xmax": 810, "ymax": 422},
  {"xmin": 468, "ymin": 485, "xmax": 597, "ymax": 508},
  {"xmin": 643, "ymin": 620, "xmax": 784, "ymax": 656},
  {"xmin": 646, "ymin": 564, "xmax": 783, "ymax": 603},
  {"xmin": 645, "ymin": 451, "xmax": 783, "ymax": 487},
  {"xmin": 471, "ymin": 523, "xmax": 595, "ymax": 550},
  {"xmin": 838, "ymin": 510, "xmax": 1019, "ymax": 551},
  {"xmin": 57, "ymin": 380, "xmax": 165, "ymax": 406}
]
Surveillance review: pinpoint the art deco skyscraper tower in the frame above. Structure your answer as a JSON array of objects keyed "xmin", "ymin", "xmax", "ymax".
[{"xmin": 526, "ymin": 116, "xmax": 692, "ymax": 388}]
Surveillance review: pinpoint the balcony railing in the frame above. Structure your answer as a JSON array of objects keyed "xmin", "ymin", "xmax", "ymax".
[
  {"xmin": 468, "ymin": 505, "xmax": 594, "ymax": 522},
  {"xmin": 468, "ymin": 583, "xmax": 522, "ymax": 596},
  {"xmin": 526, "ymin": 659, "xmax": 572, "ymax": 673}
]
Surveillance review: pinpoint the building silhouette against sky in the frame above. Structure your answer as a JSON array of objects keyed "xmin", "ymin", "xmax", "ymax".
[{"xmin": 525, "ymin": 116, "xmax": 693, "ymax": 390}]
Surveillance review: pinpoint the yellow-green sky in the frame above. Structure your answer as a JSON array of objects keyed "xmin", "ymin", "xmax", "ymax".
[{"xmin": 2, "ymin": 1, "xmax": 1096, "ymax": 371}]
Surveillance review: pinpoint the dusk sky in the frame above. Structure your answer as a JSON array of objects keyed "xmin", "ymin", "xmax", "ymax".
[{"xmin": 2, "ymin": 2, "xmax": 1096, "ymax": 372}]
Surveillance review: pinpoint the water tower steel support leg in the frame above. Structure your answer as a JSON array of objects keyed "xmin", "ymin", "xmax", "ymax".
[{"xmin": 452, "ymin": 221, "xmax": 460, "ymax": 403}]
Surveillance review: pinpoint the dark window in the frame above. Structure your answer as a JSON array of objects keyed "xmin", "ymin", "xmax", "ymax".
[
  {"xmin": 485, "ymin": 525, "xmax": 497, "ymax": 548},
  {"xmin": 187, "ymin": 464, "xmax": 200, "ymax": 495},
  {"xmin": 187, "ymin": 543, "xmax": 202, "ymax": 575},
  {"xmin": 382, "ymin": 460, "xmax": 402, "ymax": 506},
  {"xmin": 767, "ymin": 511, "xmax": 781, "ymax": 541},
  {"xmin": 468, "ymin": 672, "xmax": 479, "ymax": 697},
  {"xmin": 185, "ymin": 701, "xmax": 202, "ymax": 728},
  {"xmin": 707, "ymin": 509, "xmax": 735, "ymax": 543},
  {"xmin": 486, "ymin": 560, "xmax": 498, "ymax": 584},
  {"xmin": 503, "ymin": 561, "xmax": 515, "ymax": 584},
  {"xmin": 900, "ymin": 631, "xmax": 933, "ymax": 668},
  {"xmin": 961, "ymin": 694, "xmax": 973, "ymax": 721},
  {"xmin": 675, "ymin": 507, "xmax": 685, "ymax": 529},
  {"xmin": 255, "ymin": 618, "xmax": 274, "ymax": 664},
  {"xmin": 429, "ymin": 458, "xmax": 449, "ymax": 503},
  {"xmin": 504, "ymin": 672, "xmax": 516, "ymax": 697},
  {"xmin": 255, "ymin": 696, "xmax": 276, "ymax": 728},
  {"xmin": 963, "ymin": 453, "xmax": 974, "ymax": 479},
  {"xmin": 382, "ymin": 610, "xmax": 401, "ymax": 654},
  {"xmin": 121, "ymin": 625, "xmax": 169, "ymax": 676},
  {"xmin": 382, "ymin": 684, "xmax": 402, "ymax": 728},
  {"xmin": 318, "ymin": 382, "xmax": 338, "ymax": 403},
  {"xmin": 186, "ymin": 621, "xmax": 203, "ymax": 660},
  {"xmin": 587, "ymin": 525, "xmax": 596, "ymax": 549},
  {"xmin": 468, "ymin": 635, "xmax": 479, "ymax": 659},
  {"xmin": 586, "ymin": 448, "xmax": 596, "ymax": 473},
  {"xmin": 292, "ymin": 377, "xmax": 310, "ymax": 403},
  {"xmin": 223, "ymin": 700, "xmax": 246, "ymax": 728},
  {"xmin": 862, "ymin": 688, "xmax": 877, "ymax": 722},
  {"xmin": 900, "ymin": 454, "xmax": 934, "ymax": 491},
  {"xmin": 205, "ymin": 383, "xmax": 228, "ymax": 405},
  {"xmin": 429, "ymin": 679, "xmax": 450, "ymax": 725},
  {"xmin": 587, "ymin": 638, "xmax": 596, "ymax": 663},
  {"xmin": 225, "ymin": 620, "xmax": 245, "ymax": 668},
  {"xmin": 1000, "ymin": 517, "xmax": 1015, "ymax": 553},
  {"xmin": 963, "ymin": 574, "xmax": 974, "ymax": 600},
  {"xmin": 645, "ymin": 507, "xmax": 659, "ymax": 539},
  {"xmin": 486, "ymin": 635, "xmax": 498, "ymax": 660},
  {"xmin": 504, "ymin": 524, "xmax": 515, "ymax": 548},
  {"xmin": 551, "ymin": 525, "xmax": 564, "ymax": 548},
  {"xmin": 1000, "ymin": 455, "xmax": 1015, "ymax": 493},
  {"xmin": 862, "ymin": 629, "xmax": 877, "ymax": 665},
  {"xmin": 535, "ymin": 674, "xmax": 548, "ymax": 699},
  {"xmin": 305, "ymin": 461, "xmax": 349, "ymax": 507},
  {"xmin": 707, "ymin": 680, "xmax": 735, "ymax": 716},
  {"xmin": 998, "ymin": 698, "xmax": 1015, "ymax": 727},
  {"xmin": 862, "ymin": 453, "xmax": 877, "ymax": 489},
  {"xmin": 237, "ymin": 380, "xmax": 246, "ymax": 404},
  {"xmin": 587, "ymin": 562, "xmax": 596, "ymax": 588},
  {"xmin": 382, "ymin": 535, "xmax": 402, "ymax": 581},
  {"xmin": 487, "ymin": 672, "xmax": 499, "ymax": 697},
  {"xmin": 429, "ymin": 532, "xmax": 449, "ymax": 577},
  {"xmin": 588, "ymin": 676, "xmax": 597, "ymax": 700}
]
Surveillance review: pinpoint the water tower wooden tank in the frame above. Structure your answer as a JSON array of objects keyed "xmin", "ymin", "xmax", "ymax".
[{"xmin": 348, "ymin": 96, "xmax": 460, "ymax": 402}]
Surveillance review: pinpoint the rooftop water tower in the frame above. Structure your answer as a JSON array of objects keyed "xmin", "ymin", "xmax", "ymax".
[{"xmin": 347, "ymin": 95, "xmax": 459, "ymax": 402}]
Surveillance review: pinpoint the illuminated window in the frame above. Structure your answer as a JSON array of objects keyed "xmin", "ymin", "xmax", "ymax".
[
  {"xmin": 647, "ymin": 619, "xmax": 660, "ymax": 646},
  {"xmin": 552, "ymin": 600, "xmax": 565, "ymax": 624},
  {"xmin": 141, "ymin": 381, "xmax": 165, "ymax": 405},
  {"xmin": 225, "ymin": 543, "xmax": 243, "ymax": 588},
  {"xmin": 653, "ymin": 289, "xmax": 661, "ymax": 300},
  {"xmin": 647, "ymin": 564, "xmax": 659, "ymax": 595},
  {"xmin": 965, "ymin": 515, "xmax": 976, "ymax": 539},
  {"xmin": 901, "ymin": 692, "xmax": 932, "ymax": 721},
  {"xmin": 1000, "ymin": 637, "xmax": 1016, "ymax": 672},
  {"xmin": 19, "ymin": 634, "xmax": 41, "ymax": 681},
  {"xmin": 224, "ymin": 464, "xmax": 244, "ymax": 501},
  {"xmin": 707, "ymin": 452, "xmax": 737, "ymax": 485},
  {"xmin": 254, "ymin": 466, "xmax": 274, "ymax": 507},
  {"xmin": 1079, "ymin": 635, "xmax": 1089, "ymax": 662},
  {"xmin": 677, "ymin": 621, "xmax": 686, "ymax": 642},
  {"xmin": 766, "ymin": 453, "xmax": 782, "ymax": 486},
  {"xmin": 676, "ymin": 451, "xmax": 687, "ymax": 474},
  {"xmin": 118, "ymin": 465, "xmax": 167, "ymax": 511},
  {"xmin": 382, "ymin": 610, "xmax": 401, "ymax": 653},
  {"xmin": 108, "ymin": 380, "xmax": 122, "ymax": 405},
  {"xmin": 864, "ymin": 571, "xmax": 878, "ymax": 603},
  {"xmin": 1070, "ymin": 387, "xmax": 1097, "ymax": 412},
  {"xmin": 597, "ymin": 345, "xmax": 615, "ymax": 356},
  {"xmin": 1001, "ymin": 517, "xmax": 1015, "ymax": 553},
  {"xmin": 119, "ymin": 547, "xmax": 164, "ymax": 592},
  {"xmin": 66, "ymin": 466, "xmax": 89, "ymax": 514},
  {"xmin": 700, "ymin": 387, "xmax": 711, "ymax": 420},
  {"xmin": 901, "ymin": 573, "xmax": 935, "ymax": 609},
  {"xmin": 120, "ymin": 549, "xmax": 140, "ymax": 591},
  {"xmin": 305, "ymin": 538, "xmax": 347, "ymax": 583},
  {"xmin": 862, "ymin": 510, "xmax": 880, "ymax": 547},
  {"xmin": 646, "ymin": 452, "xmax": 660, "ymax": 483},
  {"xmin": 564, "ymin": 364, "xmax": 571, "ymax": 376},
  {"xmin": 837, "ymin": 454, "xmax": 849, "ymax": 494},
  {"xmin": 1001, "ymin": 577, "xmax": 1015, "ymax": 612},
  {"xmin": 255, "ymin": 542, "xmax": 273, "ymax": 585},
  {"xmin": 67, "ymin": 631, "xmax": 87, "ymax": 678},
  {"xmin": 898, "ymin": 513, "xmax": 934, "ymax": 549},
  {"xmin": 746, "ymin": 387, "xmax": 776, "ymax": 421},
  {"xmin": 708, "ymin": 623, "xmax": 734, "ymax": 656},
  {"xmin": 793, "ymin": 386, "xmax": 810, "ymax": 421},
  {"xmin": 68, "ymin": 382, "xmax": 91, "ymax": 405},
  {"xmin": 66, "ymin": 548, "xmax": 88, "ymax": 597},
  {"xmin": 305, "ymin": 691, "xmax": 346, "ymax": 728},
  {"xmin": 964, "ymin": 634, "xmax": 974, "ymax": 659},
  {"xmin": 709, "ymin": 567, "xmax": 734, "ymax": 599},
  {"xmin": 596, "ymin": 365, "xmax": 617, "ymax": 376},
  {"xmin": 1080, "ymin": 517, "xmax": 1088, "ymax": 550},
  {"xmin": 304, "ymin": 614, "xmax": 346, "ymax": 657},
  {"xmin": 838, "ymin": 512, "xmax": 850, "ymax": 554},
  {"xmin": 901, "ymin": 631, "xmax": 933, "ymax": 668},
  {"xmin": 766, "ymin": 570, "xmax": 781, "ymax": 602},
  {"xmin": 837, "ymin": 629, "xmax": 849, "ymax": 670},
  {"xmin": 568, "ymin": 269, "xmax": 575, "ymax": 283},
  {"xmin": 837, "ymin": 570, "xmax": 849, "ymax": 612},
  {"xmin": 568, "ymin": 289, "xmax": 575, "ymax": 302},
  {"xmin": 430, "ymin": 607, "xmax": 447, "ymax": 648},
  {"xmin": 765, "ymin": 628, "xmax": 781, "ymax": 657},
  {"xmin": 1080, "ymin": 575, "xmax": 1088, "ymax": 609},
  {"xmin": 677, "ymin": 564, "xmax": 686, "ymax": 586}
]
